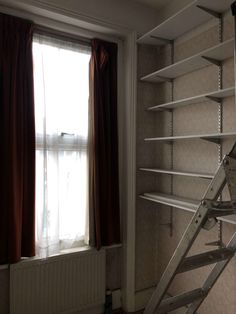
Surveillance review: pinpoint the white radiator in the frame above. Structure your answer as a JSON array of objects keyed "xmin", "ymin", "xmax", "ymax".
[{"xmin": 10, "ymin": 249, "xmax": 105, "ymax": 314}]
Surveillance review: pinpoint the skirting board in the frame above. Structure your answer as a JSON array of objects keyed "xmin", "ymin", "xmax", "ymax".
[
  {"xmin": 135, "ymin": 287, "xmax": 189, "ymax": 313},
  {"xmin": 76, "ymin": 305, "xmax": 104, "ymax": 314},
  {"xmin": 135, "ymin": 287, "xmax": 156, "ymax": 312}
]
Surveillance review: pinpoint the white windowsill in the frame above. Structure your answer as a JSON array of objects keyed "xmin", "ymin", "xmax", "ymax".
[
  {"xmin": 0, "ymin": 264, "xmax": 9, "ymax": 270},
  {"xmin": 0, "ymin": 243, "xmax": 122, "ymax": 270}
]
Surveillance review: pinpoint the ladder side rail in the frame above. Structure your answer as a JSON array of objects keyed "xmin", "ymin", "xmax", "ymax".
[
  {"xmin": 186, "ymin": 153, "xmax": 236, "ymax": 313},
  {"xmin": 144, "ymin": 160, "xmax": 227, "ymax": 314},
  {"xmin": 185, "ymin": 230, "xmax": 236, "ymax": 314},
  {"xmin": 223, "ymin": 155, "xmax": 236, "ymax": 201},
  {"xmin": 228, "ymin": 140, "xmax": 236, "ymax": 159}
]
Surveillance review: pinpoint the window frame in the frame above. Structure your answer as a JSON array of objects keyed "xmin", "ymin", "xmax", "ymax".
[{"xmin": 33, "ymin": 32, "xmax": 91, "ymax": 255}]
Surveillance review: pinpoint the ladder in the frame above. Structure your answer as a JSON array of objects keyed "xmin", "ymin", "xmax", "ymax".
[{"xmin": 144, "ymin": 143, "xmax": 236, "ymax": 314}]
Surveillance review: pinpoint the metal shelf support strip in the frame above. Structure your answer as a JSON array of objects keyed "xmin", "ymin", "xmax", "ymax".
[{"xmin": 217, "ymin": 14, "xmax": 224, "ymax": 248}]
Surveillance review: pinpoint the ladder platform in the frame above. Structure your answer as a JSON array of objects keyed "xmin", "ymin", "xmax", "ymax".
[
  {"xmin": 157, "ymin": 289, "xmax": 206, "ymax": 313},
  {"xmin": 177, "ymin": 248, "xmax": 234, "ymax": 274}
]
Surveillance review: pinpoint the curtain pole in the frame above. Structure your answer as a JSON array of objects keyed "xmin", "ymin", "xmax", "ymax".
[{"xmin": 34, "ymin": 25, "xmax": 91, "ymax": 47}]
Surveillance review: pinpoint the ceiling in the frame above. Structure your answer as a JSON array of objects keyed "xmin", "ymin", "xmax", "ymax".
[{"xmin": 131, "ymin": 0, "xmax": 172, "ymax": 10}]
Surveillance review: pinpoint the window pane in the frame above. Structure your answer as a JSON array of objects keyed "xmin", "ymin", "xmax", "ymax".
[
  {"xmin": 33, "ymin": 35, "xmax": 91, "ymax": 256},
  {"xmin": 33, "ymin": 39, "xmax": 90, "ymax": 137}
]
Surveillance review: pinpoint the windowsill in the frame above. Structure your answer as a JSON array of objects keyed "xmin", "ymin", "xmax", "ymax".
[
  {"xmin": 31, "ymin": 243, "xmax": 122, "ymax": 261},
  {"xmin": 0, "ymin": 243, "xmax": 122, "ymax": 270},
  {"xmin": 22, "ymin": 245, "xmax": 93, "ymax": 263},
  {"xmin": 101, "ymin": 243, "xmax": 122, "ymax": 249},
  {"xmin": 0, "ymin": 264, "xmax": 9, "ymax": 270}
]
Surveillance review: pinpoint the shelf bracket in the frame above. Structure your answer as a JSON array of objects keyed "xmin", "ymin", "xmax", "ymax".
[
  {"xmin": 197, "ymin": 5, "xmax": 221, "ymax": 19},
  {"xmin": 160, "ymin": 220, "xmax": 173, "ymax": 236},
  {"xmin": 156, "ymin": 76, "xmax": 173, "ymax": 83},
  {"xmin": 205, "ymin": 219, "xmax": 225, "ymax": 248},
  {"xmin": 232, "ymin": 1, "xmax": 236, "ymax": 16},
  {"xmin": 205, "ymin": 240, "xmax": 225, "ymax": 248},
  {"xmin": 150, "ymin": 35, "xmax": 173, "ymax": 45},
  {"xmin": 160, "ymin": 222, "xmax": 172, "ymax": 227},
  {"xmin": 201, "ymin": 56, "xmax": 221, "ymax": 66},
  {"xmin": 206, "ymin": 96, "xmax": 221, "ymax": 103},
  {"xmin": 201, "ymin": 137, "xmax": 220, "ymax": 144},
  {"xmin": 148, "ymin": 107, "xmax": 171, "ymax": 112},
  {"xmin": 154, "ymin": 108, "xmax": 172, "ymax": 112}
]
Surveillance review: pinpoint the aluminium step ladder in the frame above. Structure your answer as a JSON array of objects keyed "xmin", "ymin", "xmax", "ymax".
[{"xmin": 144, "ymin": 143, "xmax": 236, "ymax": 314}]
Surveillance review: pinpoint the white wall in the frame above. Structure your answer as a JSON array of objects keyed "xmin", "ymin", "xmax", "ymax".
[
  {"xmin": 156, "ymin": 0, "xmax": 192, "ymax": 24},
  {"xmin": 0, "ymin": 1, "xmax": 159, "ymax": 313},
  {"xmin": 135, "ymin": 3, "xmax": 236, "ymax": 313},
  {"xmin": 0, "ymin": 1, "xmax": 199, "ymax": 313},
  {"xmin": 0, "ymin": 0, "xmax": 161, "ymax": 36}
]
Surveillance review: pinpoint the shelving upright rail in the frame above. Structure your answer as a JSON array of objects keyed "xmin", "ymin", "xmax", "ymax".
[{"xmin": 216, "ymin": 0, "xmax": 224, "ymax": 248}]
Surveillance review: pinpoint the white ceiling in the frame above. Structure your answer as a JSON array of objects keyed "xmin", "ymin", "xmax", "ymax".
[{"xmin": 131, "ymin": 0, "xmax": 172, "ymax": 10}]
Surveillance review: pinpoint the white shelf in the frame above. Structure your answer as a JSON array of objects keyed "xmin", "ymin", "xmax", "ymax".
[
  {"xmin": 137, "ymin": 0, "xmax": 232, "ymax": 45},
  {"xmin": 145, "ymin": 132, "xmax": 236, "ymax": 143},
  {"xmin": 140, "ymin": 192, "xmax": 236, "ymax": 224},
  {"xmin": 148, "ymin": 87, "xmax": 235, "ymax": 111},
  {"xmin": 140, "ymin": 192, "xmax": 198, "ymax": 212},
  {"xmin": 140, "ymin": 168, "xmax": 214, "ymax": 179},
  {"xmin": 141, "ymin": 39, "xmax": 234, "ymax": 83},
  {"xmin": 219, "ymin": 215, "xmax": 236, "ymax": 225}
]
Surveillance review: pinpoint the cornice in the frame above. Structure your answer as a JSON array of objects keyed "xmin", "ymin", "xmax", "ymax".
[{"xmin": 0, "ymin": 0, "xmax": 132, "ymax": 37}]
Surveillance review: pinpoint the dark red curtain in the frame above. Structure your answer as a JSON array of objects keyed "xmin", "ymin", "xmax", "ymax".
[
  {"xmin": 0, "ymin": 13, "xmax": 35, "ymax": 264},
  {"xmin": 90, "ymin": 39, "xmax": 120, "ymax": 249}
]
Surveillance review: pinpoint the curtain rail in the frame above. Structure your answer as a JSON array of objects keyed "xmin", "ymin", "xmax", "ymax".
[{"xmin": 34, "ymin": 25, "xmax": 91, "ymax": 47}]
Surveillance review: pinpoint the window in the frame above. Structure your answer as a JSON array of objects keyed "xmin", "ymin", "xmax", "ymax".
[{"xmin": 33, "ymin": 33, "xmax": 91, "ymax": 257}]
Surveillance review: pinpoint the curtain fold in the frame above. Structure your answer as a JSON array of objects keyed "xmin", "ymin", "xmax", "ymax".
[
  {"xmin": 89, "ymin": 39, "xmax": 120, "ymax": 249},
  {"xmin": 0, "ymin": 13, "xmax": 35, "ymax": 264}
]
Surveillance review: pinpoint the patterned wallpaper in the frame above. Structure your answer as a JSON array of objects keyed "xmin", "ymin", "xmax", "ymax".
[{"xmin": 136, "ymin": 9, "xmax": 236, "ymax": 314}]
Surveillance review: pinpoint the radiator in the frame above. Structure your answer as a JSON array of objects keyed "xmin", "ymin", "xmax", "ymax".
[{"xmin": 10, "ymin": 249, "xmax": 105, "ymax": 314}]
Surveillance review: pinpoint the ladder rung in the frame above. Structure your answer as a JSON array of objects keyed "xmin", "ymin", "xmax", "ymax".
[
  {"xmin": 157, "ymin": 289, "xmax": 205, "ymax": 313},
  {"xmin": 177, "ymin": 248, "xmax": 234, "ymax": 274},
  {"xmin": 208, "ymin": 209, "xmax": 236, "ymax": 218}
]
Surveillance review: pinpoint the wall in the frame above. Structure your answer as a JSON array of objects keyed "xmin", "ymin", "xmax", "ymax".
[
  {"xmin": 0, "ymin": 0, "xmax": 161, "ymax": 36},
  {"xmin": 155, "ymin": 0, "xmax": 192, "ymax": 25},
  {"xmin": 0, "ymin": 0, "xmax": 162, "ymax": 313},
  {"xmin": 0, "ymin": 268, "xmax": 9, "ymax": 314},
  {"xmin": 168, "ymin": 11, "xmax": 236, "ymax": 314},
  {"xmin": 136, "ymin": 44, "xmax": 160, "ymax": 292},
  {"xmin": 32, "ymin": 0, "xmax": 160, "ymax": 34},
  {"xmin": 136, "ymin": 6, "xmax": 236, "ymax": 314}
]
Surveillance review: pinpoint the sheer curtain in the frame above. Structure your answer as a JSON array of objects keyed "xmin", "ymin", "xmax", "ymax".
[{"xmin": 33, "ymin": 33, "xmax": 91, "ymax": 258}]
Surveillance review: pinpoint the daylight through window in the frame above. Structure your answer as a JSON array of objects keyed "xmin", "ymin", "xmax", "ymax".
[{"xmin": 33, "ymin": 34, "xmax": 91, "ymax": 257}]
